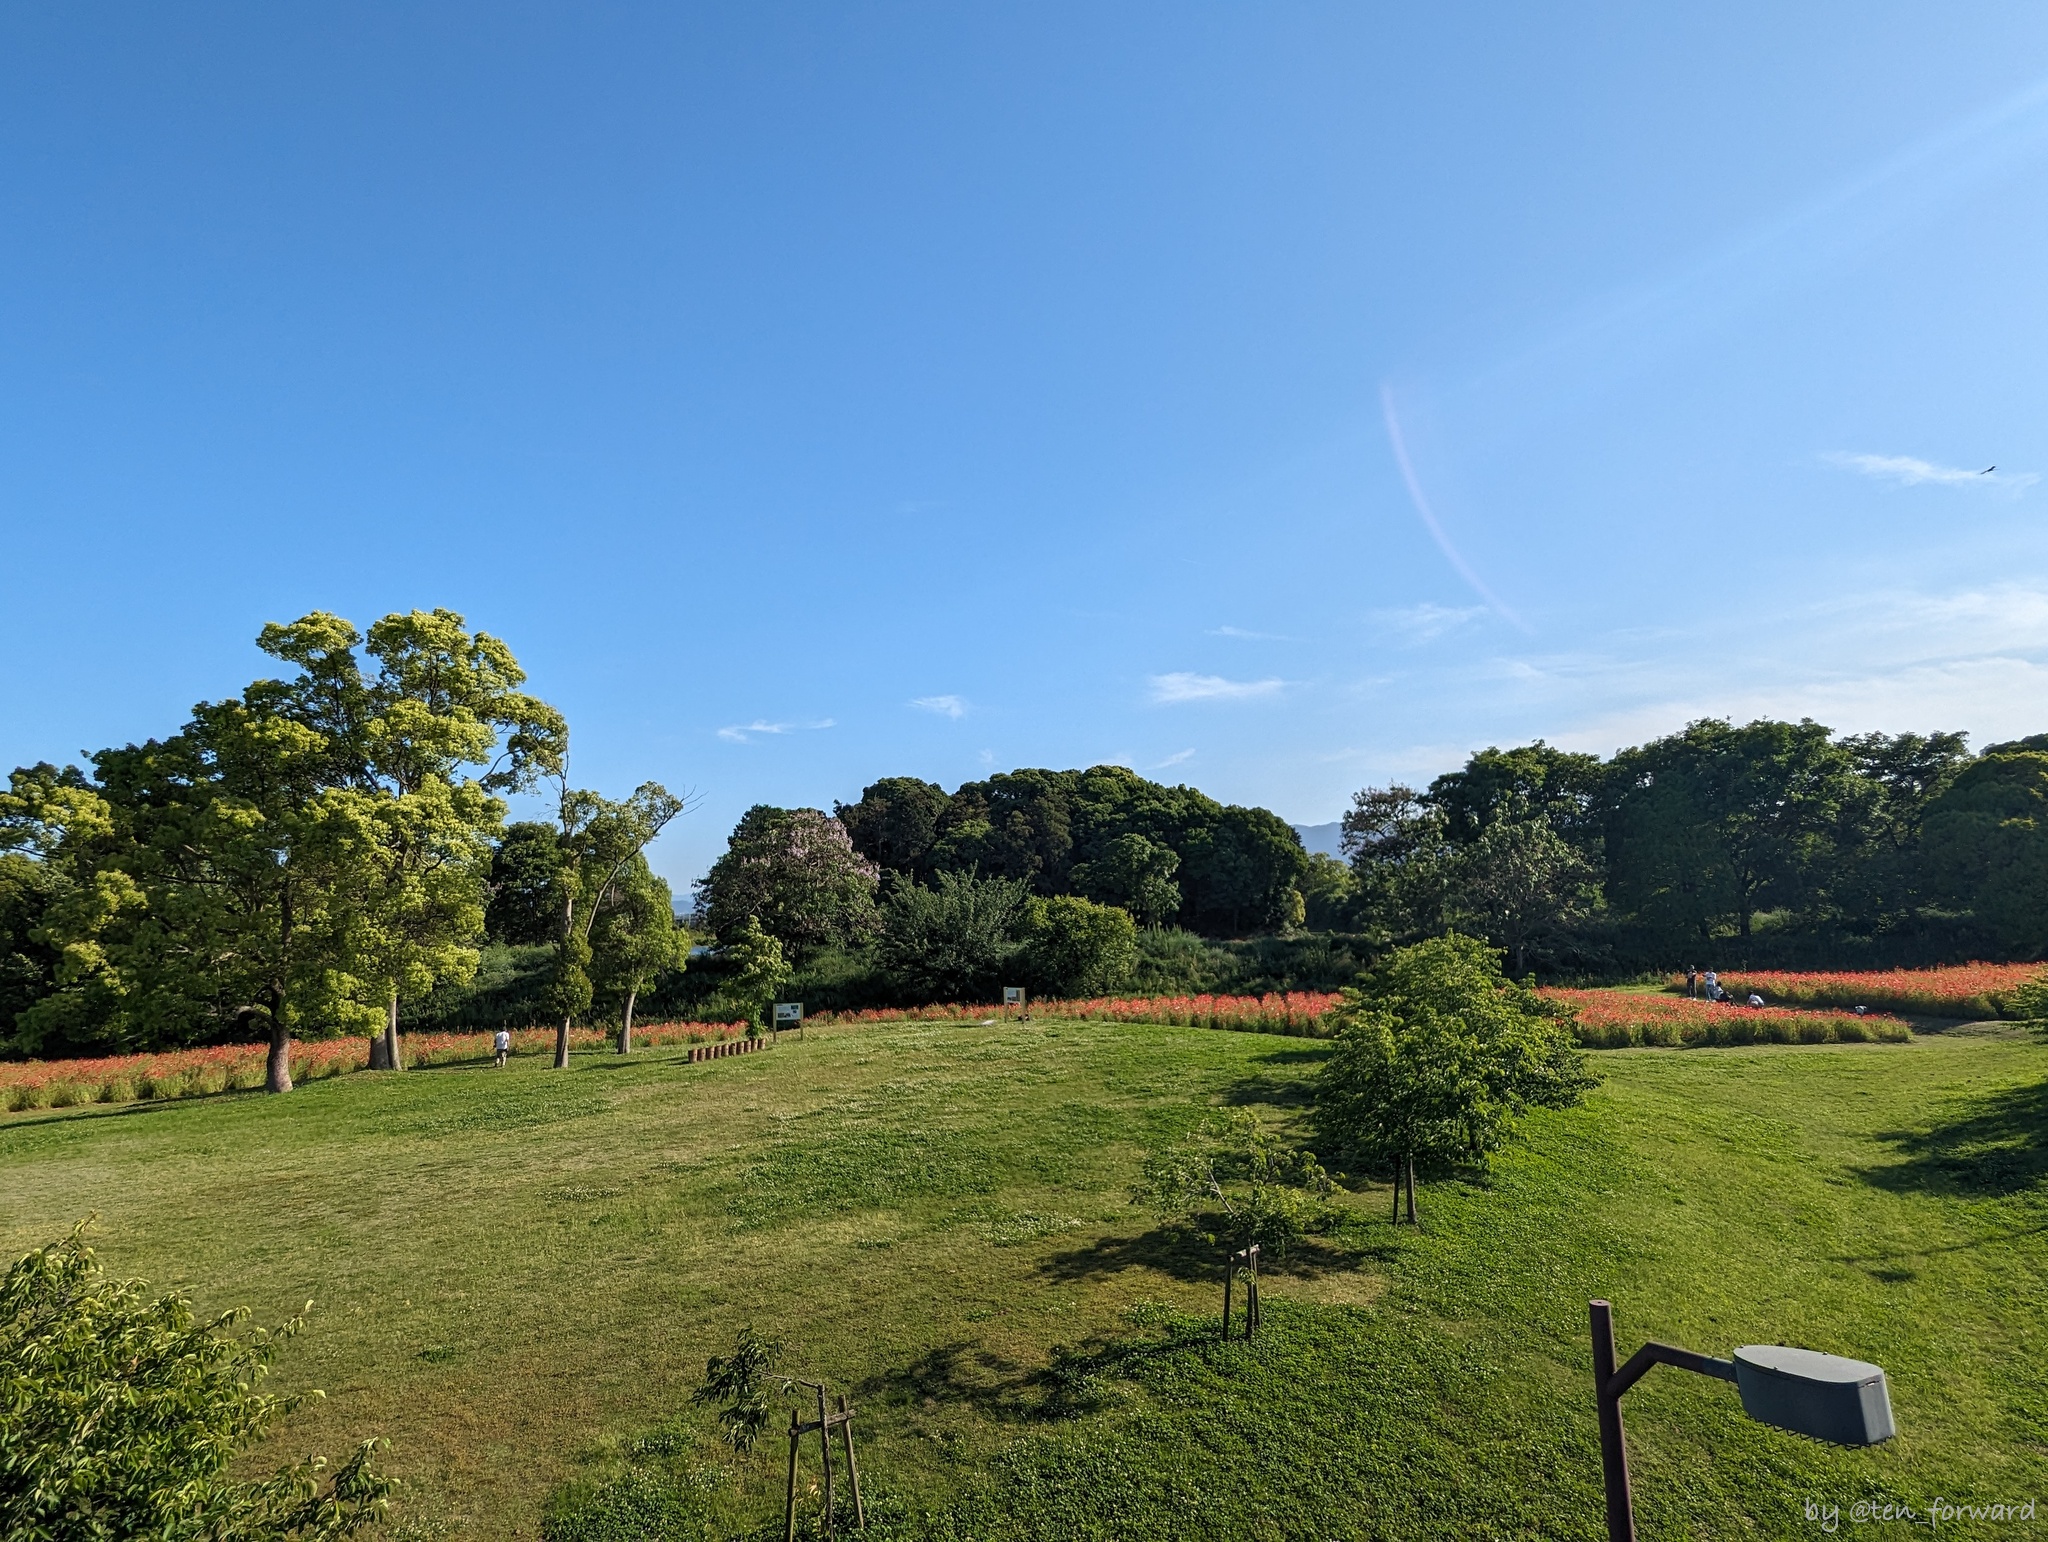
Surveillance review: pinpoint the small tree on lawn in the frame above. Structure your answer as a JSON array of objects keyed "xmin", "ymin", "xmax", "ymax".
[
  {"xmin": 721, "ymin": 915, "xmax": 792, "ymax": 1035},
  {"xmin": 1313, "ymin": 933, "xmax": 1594, "ymax": 1224},
  {"xmin": 1, "ymin": 1227, "xmax": 391, "ymax": 1540},
  {"xmin": 1133, "ymin": 1108, "xmax": 1334, "ymax": 1257}
]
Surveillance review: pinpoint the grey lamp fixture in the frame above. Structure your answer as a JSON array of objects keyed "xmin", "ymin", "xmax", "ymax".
[{"xmin": 1590, "ymin": 1300, "xmax": 1895, "ymax": 1542}]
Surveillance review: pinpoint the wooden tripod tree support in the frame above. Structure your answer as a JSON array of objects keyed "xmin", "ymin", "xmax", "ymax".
[
  {"xmin": 1221, "ymin": 1243, "xmax": 1261, "ymax": 1341},
  {"xmin": 783, "ymin": 1380, "xmax": 865, "ymax": 1540}
]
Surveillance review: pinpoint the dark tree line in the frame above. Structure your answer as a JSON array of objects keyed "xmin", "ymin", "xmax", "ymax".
[
  {"xmin": 834, "ymin": 765, "xmax": 1313, "ymax": 935},
  {"xmin": 1338, "ymin": 720, "xmax": 2048, "ymax": 971}
]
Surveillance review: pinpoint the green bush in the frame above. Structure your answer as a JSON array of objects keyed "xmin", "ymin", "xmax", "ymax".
[
  {"xmin": 1022, "ymin": 894, "xmax": 1138, "ymax": 997},
  {"xmin": 0, "ymin": 1226, "xmax": 390, "ymax": 1540}
]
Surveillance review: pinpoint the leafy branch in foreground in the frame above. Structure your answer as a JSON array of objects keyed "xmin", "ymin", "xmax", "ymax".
[{"xmin": 0, "ymin": 1224, "xmax": 391, "ymax": 1541}]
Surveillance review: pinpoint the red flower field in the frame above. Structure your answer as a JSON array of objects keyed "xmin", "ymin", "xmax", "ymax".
[
  {"xmin": 1671, "ymin": 962, "xmax": 2040, "ymax": 1019},
  {"xmin": 0, "ymin": 1019, "xmax": 749, "ymax": 1113}
]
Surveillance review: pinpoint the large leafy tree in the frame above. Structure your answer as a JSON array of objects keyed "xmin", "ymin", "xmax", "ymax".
[
  {"xmin": 1021, "ymin": 893, "xmax": 1139, "ymax": 997},
  {"xmin": 696, "ymin": 805, "xmax": 879, "ymax": 959},
  {"xmin": 1, "ymin": 613, "xmax": 565, "ymax": 1084},
  {"xmin": 1448, "ymin": 814, "xmax": 1597, "ymax": 975},
  {"xmin": 1602, "ymin": 718, "xmax": 1854, "ymax": 945},
  {"xmin": 1825, "ymin": 731, "xmax": 1972, "ymax": 933},
  {"xmin": 1341, "ymin": 784, "xmax": 1455, "ymax": 946},
  {"xmin": 1071, "ymin": 831, "xmax": 1181, "ymax": 927},
  {"xmin": 1178, "ymin": 805, "xmax": 1310, "ymax": 936},
  {"xmin": 1313, "ymin": 934, "xmax": 1593, "ymax": 1223},
  {"xmin": 834, "ymin": 777, "xmax": 950, "ymax": 878},
  {"xmin": 1427, "ymin": 741, "xmax": 1607, "ymax": 856},
  {"xmin": 1921, "ymin": 748, "xmax": 2048, "ymax": 956}
]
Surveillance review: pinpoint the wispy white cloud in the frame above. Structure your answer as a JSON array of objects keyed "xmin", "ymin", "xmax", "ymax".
[
  {"xmin": 1154, "ymin": 748, "xmax": 1197, "ymax": 768},
  {"xmin": 911, "ymin": 694, "xmax": 967, "ymax": 719},
  {"xmin": 716, "ymin": 717, "xmax": 835, "ymax": 743},
  {"xmin": 1824, "ymin": 452, "xmax": 2037, "ymax": 490},
  {"xmin": 1209, "ymin": 625, "xmax": 1299, "ymax": 642},
  {"xmin": 1373, "ymin": 602, "xmax": 1487, "ymax": 644},
  {"xmin": 1148, "ymin": 672, "xmax": 1285, "ymax": 704}
]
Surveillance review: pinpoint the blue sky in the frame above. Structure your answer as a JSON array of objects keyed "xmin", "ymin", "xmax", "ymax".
[{"xmin": 6, "ymin": 5, "xmax": 2048, "ymax": 892}]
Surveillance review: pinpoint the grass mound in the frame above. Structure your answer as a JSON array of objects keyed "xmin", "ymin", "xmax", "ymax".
[{"xmin": 4, "ymin": 1019, "xmax": 2044, "ymax": 1539}]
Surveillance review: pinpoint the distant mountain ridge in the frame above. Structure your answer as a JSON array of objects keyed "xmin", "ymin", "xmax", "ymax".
[{"xmin": 1292, "ymin": 821, "xmax": 1343, "ymax": 859}]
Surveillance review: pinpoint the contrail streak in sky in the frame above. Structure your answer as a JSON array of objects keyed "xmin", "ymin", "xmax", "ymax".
[{"xmin": 1380, "ymin": 384, "xmax": 1529, "ymax": 633}]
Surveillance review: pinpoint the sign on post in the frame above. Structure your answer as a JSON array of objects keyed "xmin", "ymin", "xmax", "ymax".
[
  {"xmin": 1003, "ymin": 986, "xmax": 1028, "ymax": 1021},
  {"xmin": 773, "ymin": 1002, "xmax": 803, "ymax": 1041}
]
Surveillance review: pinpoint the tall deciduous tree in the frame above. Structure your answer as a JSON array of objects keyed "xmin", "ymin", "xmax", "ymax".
[
  {"xmin": 696, "ymin": 805, "xmax": 878, "ymax": 959},
  {"xmin": 1313, "ymin": 934, "xmax": 1593, "ymax": 1224},
  {"xmin": 589, "ymin": 856, "xmax": 689, "ymax": 1052},
  {"xmin": 1602, "ymin": 718, "xmax": 1853, "ymax": 945},
  {"xmin": 1, "ymin": 612, "xmax": 565, "ymax": 1089},
  {"xmin": 545, "ymin": 782, "xmax": 686, "ymax": 1068},
  {"xmin": 1071, "ymin": 832, "xmax": 1181, "ymax": 927},
  {"xmin": 1341, "ymin": 785, "xmax": 1455, "ymax": 946},
  {"xmin": 876, "ymin": 871, "xmax": 1029, "ymax": 1003},
  {"xmin": 1449, "ymin": 815, "xmax": 1597, "ymax": 975},
  {"xmin": 835, "ymin": 777, "xmax": 949, "ymax": 878}
]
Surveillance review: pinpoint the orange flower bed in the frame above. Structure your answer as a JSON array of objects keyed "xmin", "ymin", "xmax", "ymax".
[
  {"xmin": 810, "ymin": 992, "xmax": 1343, "ymax": 1037},
  {"xmin": 1670, "ymin": 963, "xmax": 2040, "ymax": 1020},
  {"xmin": 1, "ymin": 1018, "xmax": 750, "ymax": 1114},
  {"xmin": 1548, "ymin": 988, "xmax": 1910, "ymax": 1049}
]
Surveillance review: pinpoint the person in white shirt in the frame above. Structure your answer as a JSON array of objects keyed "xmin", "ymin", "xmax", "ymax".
[{"xmin": 493, "ymin": 1028, "xmax": 512, "ymax": 1068}]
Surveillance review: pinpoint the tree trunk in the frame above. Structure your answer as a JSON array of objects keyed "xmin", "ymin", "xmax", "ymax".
[
  {"xmin": 1404, "ymin": 1153, "xmax": 1418, "ymax": 1225},
  {"xmin": 619, "ymin": 988, "xmax": 637, "ymax": 1054},
  {"xmin": 265, "ymin": 1013, "xmax": 293, "ymax": 1094},
  {"xmin": 382, "ymin": 989, "xmax": 404, "ymax": 1071},
  {"xmin": 555, "ymin": 1015, "xmax": 572, "ymax": 1069},
  {"xmin": 1391, "ymin": 1157, "xmax": 1403, "ymax": 1223}
]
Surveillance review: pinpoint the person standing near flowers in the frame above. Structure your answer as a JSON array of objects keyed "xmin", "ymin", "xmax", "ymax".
[
  {"xmin": 493, "ymin": 1028, "xmax": 512, "ymax": 1068},
  {"xmin": 1685, "ymin": 965, "xmax": 1698, "ymax": 998}
]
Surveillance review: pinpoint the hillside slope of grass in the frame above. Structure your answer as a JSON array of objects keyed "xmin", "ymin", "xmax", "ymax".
[{"xmin": 2, "ymin": 1020, "xmax": 2043, "ymax": 1539}]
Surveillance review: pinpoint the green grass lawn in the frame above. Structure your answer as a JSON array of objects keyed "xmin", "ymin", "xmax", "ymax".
[{"xmin": 3, "ymin": 1020, "xmax": 2044, "ymax": 1540}]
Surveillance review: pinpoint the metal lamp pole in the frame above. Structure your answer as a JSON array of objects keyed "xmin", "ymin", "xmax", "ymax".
[{"xmin": 1590, "ymin": 1299, "xmax": 1895, "ymax": 1542}]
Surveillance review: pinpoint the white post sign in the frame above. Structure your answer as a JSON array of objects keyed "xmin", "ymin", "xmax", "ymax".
[
  {"xmin": 773, "ymin": 1002, "xmax": 803, "ymax": 1040},
  {"xmin": 1003, "ymin": 986, "xmax": 1028, "ymax": 1020}
]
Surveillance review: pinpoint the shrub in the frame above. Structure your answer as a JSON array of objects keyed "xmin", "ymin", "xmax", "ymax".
[
  {"xmin": 0, "ymin": 1226, "xmax": 391, "ymax": 1539},
  {"xmin": 7, "ymin": 1084, "xmax": 40, "ymax": 1112},
  {"xmin": 47, "ymin": 1081, "xmax": 81, "ymax": 1108}
]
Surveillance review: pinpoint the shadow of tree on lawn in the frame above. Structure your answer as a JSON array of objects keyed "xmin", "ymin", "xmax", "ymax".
[
  {"xmin": 1036, "ymin": 1222, "xmax": 1367, "ymax": 1286},
  {"xmin": 1855, "ymin": 1077, "xmax": 2048, "ymax": 1198}
]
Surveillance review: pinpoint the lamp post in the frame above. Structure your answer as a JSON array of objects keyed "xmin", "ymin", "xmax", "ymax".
[{"xmin": 1590, "ymin": 1300, "xmax": 1895, "ymax": 1542}]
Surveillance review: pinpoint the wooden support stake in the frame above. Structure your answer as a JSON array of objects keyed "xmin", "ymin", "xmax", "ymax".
[
  {"xmin": 815, "ymin": 1383, "xmax": 834, "ymax": 1538},
  {"xmin": 1236, "ymin": 1236, "xmax": 1253, "ymax": 1335},
  {"xmin": 784, "ymin": 1409, "xmax": 801, "ymax": 1542},
  {"xmin": 1221, "ymin": 1252, "xmax": 1236, "ymax": 1341},
  {"xmin": 838, "ymin": 1395, "xmax": 865, "ymax": 1529}
]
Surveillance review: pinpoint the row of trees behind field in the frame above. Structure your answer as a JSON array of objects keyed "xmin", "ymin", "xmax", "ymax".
[
  {"xmin": 7, "ymin": 606, "xmax": 2047, "ymax": 1058},
  {"xmin": 638, "ymin": 720, "xmax": 2048, "ymax": 1014}
]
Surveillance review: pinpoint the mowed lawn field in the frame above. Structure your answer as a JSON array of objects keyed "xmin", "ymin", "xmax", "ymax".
[{"xmin": 3, "ymin": 1019, "xmax": 2045, "ymax": 1540}]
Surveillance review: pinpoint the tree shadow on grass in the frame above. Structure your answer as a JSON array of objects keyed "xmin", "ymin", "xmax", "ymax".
[
  {"xmin": 1854, "ymin": 1078, "xmax": 2048, "ymax": 1198},
  {"xmin": 1036, "ymin": 1222, "xmax": 1366, "ymax": 1286},
  {"xmin": 858, "ymin": 1340, "xmax": 1046, "ymax": 1424},
  {"xmin": 1217, "ymin": 1047, "xmax": 1329, "ymax": 1110}
]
